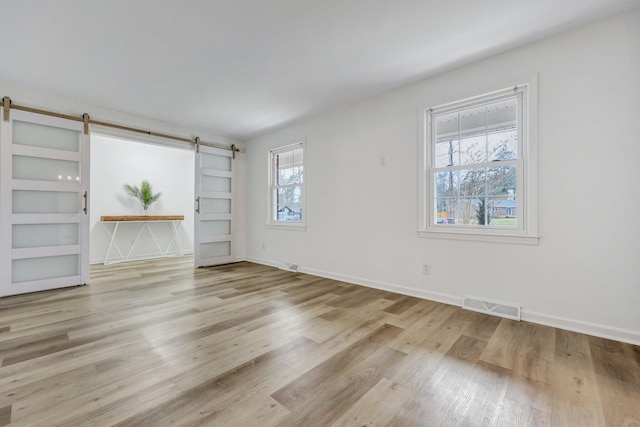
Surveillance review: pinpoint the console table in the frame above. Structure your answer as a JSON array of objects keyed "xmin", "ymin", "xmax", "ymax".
[{"xmin": 101, "ymin": 215, "xmax": 185, "ymax": 265}]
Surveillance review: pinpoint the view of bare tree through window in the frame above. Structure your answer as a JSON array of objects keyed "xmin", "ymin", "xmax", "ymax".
[{"xmin": 433, "ymin": 97, "xmax": 518, "ymax": 227}]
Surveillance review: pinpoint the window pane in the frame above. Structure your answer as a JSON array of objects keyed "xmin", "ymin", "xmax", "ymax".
[
  {"xmin": 200, "ymin": 152, "xmax": 231, "ymax": 171},
  {"xmin": 434, "ymin": 111, "xmax": 459, "ymax": 139},
  {"xmin": 13, "ymin": 190, "xmax": 79, "ymax": 214},
  {"xmin": 487, "ymin": 99, "xmax": 517, "ymax": 131},
  {"xmin": 13, "ymin": 223, "xmax": 79, "ymax": 248},
  {"xmin": 435, "ymin": 171, "xmax": 458, "ymax": 198},
  {"xmin": 436, "ymin": 198, "xmax": 483, "ymax": 225},
  {"xmin": 489, "ymin": 196, "xmax": 517, "ymax": 227},
  {"xmin": 276, "ymin": 147, "xmax": 303, "ymax": 179},
  {"xmin": 276, "ymin": 204, "xmax": 302, "ymax": 221},
  {"xmin": 434, "ymin": 139, "xmax": 459, "ymax": 167},
  {"xmin": 13, "ymin": 121, "xmax": 80, "ymax": 152},
  {"xmin": 276, "ymin": 186, "xmax": 302, "ymax": 205},
  {"xmin": 488, "ymin": 129, "xmax": 517, "ymax": 162},
  {"xmin": 435, "ymin": 198, "xmax": 457, "ymax": 225},
  {"xmin": 456, "ymin": 198, "xmax": 476, "ymax": 225},
  {"xmin": 434, "ymin": 111, "xmax": 460, "ymax": 167},
  {"xmin": 201, "ymin": 175, "xmax": 231, "ymax": 192},
  {"xmin": 276, "ymin": 148, "xmax": 303, "ymax": 169},
  {"xmin": 459, "ymin": 168, "xmax": 486, "ymax": 199},
  {"xmin": 459, "ymin": 134, "xmax": 486, "ymax": 165},
  {"xmin": 277, "ymin": 166, "xmax": 303, "ymax": 185},
  {"xmin": 475, "ymin": 197, "xmax": 491, "ymax": 225},
  {"xmin": 13, "ymin": 156, "xmax": 80, "ymax": 182},
  {"xmin": 13, "ymin": 255, "xmax": 79, "ymax": 283},
  {"xmin": 200, "ymin": 241, "xmax": 230, "ymax": 258},
  {"xmin": 200, "ymin": 220, "xmax": 231, "ymax": 236},
  {"xmin": 276, "ymin": 146, "xmax": 303, "ymax": 186},
  {"xmin": 200, "ymin": 197, "xmax": 231, "ymax": 214},
  {"xmin": 460, "ymin": 104, "xmax": 487, "ymax": 137},
  {"xmin": 460, "ymin": 105, "xmax": 487, "ymax": 165},
  {"xmin": 487, "ymin": 165, "xmax": 516, "ymax": 196}
]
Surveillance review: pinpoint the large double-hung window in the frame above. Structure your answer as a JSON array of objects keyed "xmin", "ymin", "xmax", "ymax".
[
  {"xmin": 269, "ymin": 142, "xmax": 305, "ymax": 227},
  {"xmin": 419, "ymin": 84, "xmax": 538, "ymax": 244}
]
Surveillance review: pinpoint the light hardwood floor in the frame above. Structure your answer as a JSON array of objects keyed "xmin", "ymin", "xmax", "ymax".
[{"xmin": 0, "ymin": 256, "xmax": 639, "ymax": 426}]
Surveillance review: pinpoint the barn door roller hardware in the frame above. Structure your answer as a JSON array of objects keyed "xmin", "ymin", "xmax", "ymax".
[{"xmin": 2, "ymin": 96, "xmax": 10, "ymax": 121}]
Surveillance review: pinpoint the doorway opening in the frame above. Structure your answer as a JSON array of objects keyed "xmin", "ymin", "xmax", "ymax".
[{"xmin": 89, "ymin": 134, "xmax": 194, "ymax": 267}]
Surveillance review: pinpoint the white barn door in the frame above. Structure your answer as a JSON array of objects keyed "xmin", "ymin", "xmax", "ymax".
[
  {"xmin": 0, "ymin": 110, "xmax": 90, "ymax": 296},
  {"xmin": 194, "ymin": 145, "xmax": 235, "ymax": 267}
]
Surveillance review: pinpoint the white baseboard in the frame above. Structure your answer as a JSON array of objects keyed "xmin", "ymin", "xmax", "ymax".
[
  {"xmin": 522, "ymin": 310, "xmax": 640, "ymax": 346},
  {"xmin": 244, "ymin": 256, "xmax": 460, "ymax": 306},
  {"xmin": 244, "ymin": 256, "xmax": 640, "ymax": 346},
  {"xmin": 302, "ymin": 266, "xmax": 461, "ymax": 308},
  {"xmin": 244, "ymin": 256, "xmax": 280, "ymax": 269},
  {"xmin": 91, "ymin": 250, "xmax": 194, "ymax": 265}
]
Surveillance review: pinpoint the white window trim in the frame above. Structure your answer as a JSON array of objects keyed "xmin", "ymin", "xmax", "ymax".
[
  {"xmin": 267, "ymin": 140, "xmax": 306, "ymax": 230},
  {"xmin": 418, "ymin": 78, "xmax": 539, "ymax": 245}
]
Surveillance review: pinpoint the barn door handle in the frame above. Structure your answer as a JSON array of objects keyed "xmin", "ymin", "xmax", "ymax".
[
  {"xmin": 83, "ymin": 191, "xmax": 88, "ymax": 214},
  {"xmin": 195, "ymin": 196, "xmax": 200, "ymax": 214}
]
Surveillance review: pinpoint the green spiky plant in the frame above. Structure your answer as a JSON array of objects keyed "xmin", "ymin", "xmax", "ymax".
[{"xmin": 123, "ymin": 180, "xmax": 161, "ymax": 212}]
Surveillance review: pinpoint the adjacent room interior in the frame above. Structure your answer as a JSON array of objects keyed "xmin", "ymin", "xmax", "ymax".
[
  {"xmin": 89, "ymin": 134, "xmax": 195, "ymax": 265},
  {"xmin": 0, "ymin": 1, "xmax": 639, "ymax": 425}
]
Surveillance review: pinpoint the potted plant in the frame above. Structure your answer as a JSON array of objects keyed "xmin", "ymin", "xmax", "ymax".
[{"xmin": 123, "ymin": 180, "xmax": 161, "ymax": 214}]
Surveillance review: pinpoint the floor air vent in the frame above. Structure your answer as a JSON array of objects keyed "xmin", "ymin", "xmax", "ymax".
[
  {"xmin": 462, "ymin": 296, "xmax": 521, "ymax": 321},
  {"xmin": 281, "ymin": 262, "xmax": 300, "ymax": 272}
]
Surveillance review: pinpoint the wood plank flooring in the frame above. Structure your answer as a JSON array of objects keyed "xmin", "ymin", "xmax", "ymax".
[{"xmin": 0, "ymin": 256, "xmax": 639, "ymax": 426}]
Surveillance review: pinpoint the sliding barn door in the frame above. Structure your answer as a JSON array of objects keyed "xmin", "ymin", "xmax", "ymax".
[
  {"xmin": 0, "ymin": 110, "xmax": 90, "ymax": 296},
  {"xmin": 194, "ymin": 145, "xmax": 235, "ymax": 267}
]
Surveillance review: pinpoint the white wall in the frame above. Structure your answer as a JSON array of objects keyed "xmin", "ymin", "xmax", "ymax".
[
  {"xmin": 245, "ymin": 10, "xmax": 640, "ymax": 344},
  {"xmin": 90, "ymin": 134, "xmax": 195, "ymax": 263}
]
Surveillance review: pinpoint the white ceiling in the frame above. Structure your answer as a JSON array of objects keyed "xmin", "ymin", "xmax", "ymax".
[{"xmin": 1, "ymin": 0, "xmax": 638, "ymax": 140}]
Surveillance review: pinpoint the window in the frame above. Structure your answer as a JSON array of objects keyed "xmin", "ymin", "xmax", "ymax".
[
  {"xmin": 269, "ymin": 142, "xmax": 305, "ymax": 227},
  {"xmin": 419, "ymin": 84, "xmax": 538, "ymax": 244}
]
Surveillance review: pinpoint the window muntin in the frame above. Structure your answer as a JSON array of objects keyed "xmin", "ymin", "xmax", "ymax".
[
  {"xmin": 427, "ymin": 88, "xmax": 527, "ymax": 233},
  {"xmin": 269, "ymin": 143, "xmax": 304, "ymax": 225}
]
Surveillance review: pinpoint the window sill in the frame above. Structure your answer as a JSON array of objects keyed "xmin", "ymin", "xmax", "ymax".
[
  {"xmin": 266, "ymin": 223, "xmax": 307, "ymax": 231},
  {"xmin": 418, "ymin": 229, "xmax": 539, "ymax": 245}
]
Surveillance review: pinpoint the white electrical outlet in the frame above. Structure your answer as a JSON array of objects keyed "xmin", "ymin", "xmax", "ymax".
[{"xmin": 422, "ymin": 263, "xmax": 431, "ymax": 275}]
